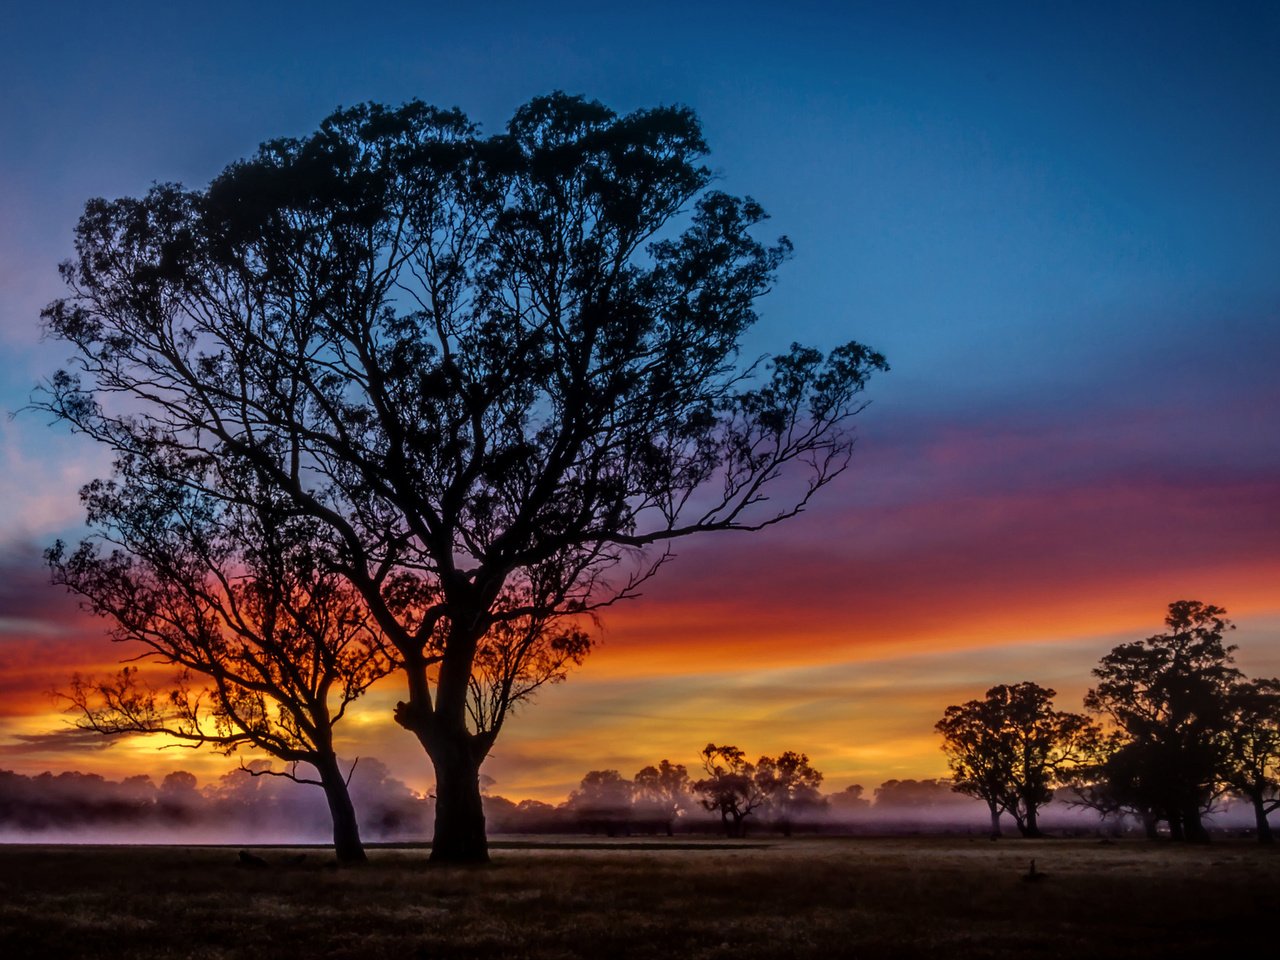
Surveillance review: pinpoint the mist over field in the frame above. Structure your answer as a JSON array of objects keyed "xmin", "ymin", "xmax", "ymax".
[{"xmin": 0, "ymin": 763, "xmax": 1261, "ymax": 847}]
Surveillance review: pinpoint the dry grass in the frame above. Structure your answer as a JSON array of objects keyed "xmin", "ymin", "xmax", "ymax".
[{"xmin": 0, "ymin": 837, "xmax": 1273, "ymax": 958}]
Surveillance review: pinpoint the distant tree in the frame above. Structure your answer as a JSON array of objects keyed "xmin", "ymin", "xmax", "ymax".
[
  {"xmin": 1085, "ymin": 601, "xmax": 1241, "ymax": 842},
  {"xmin": 512, "ymin": 799, "xmax": 560, "ymax": 832},
  {"xmin": 871, "ymin": 778, "xmax": 961, "ymax": 809},
  {"xmin": 755, "ymin": 751, "xmax": 824, "ymax": 836},
  {"xmin": 633, "ymin": 760, "xmax": 690, "ymax": 835},
  {"xmin": 1223, "ymin": 677, "xmax": 1280, "ymax": 843},
  {"xmin": 38, "ymin": 92, "xmax": 887, "ymax": 863},
  {"xmin": 566, "ymin": 770, "xmax": 634, "ymax": 835},
  {"xmin": 826, "ymin": 784, "xmax": 871, "ymax": 815},
  {"xmin": 157, "ymin": 771, "xmax": 201, "ymax": 823},
  {"xmin": 936, "ymin": 682, "xmax": 1095, "ymax": 838},
  {"xmin": 347, "ymin": 757, "xmax": 432, "ymax": 839},
  {"xmin": 50, "ymin": 465, "xmax": 392, "ymax": 863},
  {"xmin": 693, "ymin": 744, "xmax": 764, "ymax": 838}
]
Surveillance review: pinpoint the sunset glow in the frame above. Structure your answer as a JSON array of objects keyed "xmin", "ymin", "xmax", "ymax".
[{"xmin": 1, "ymin": 2, "xmax": 1277, "ymax": 816}]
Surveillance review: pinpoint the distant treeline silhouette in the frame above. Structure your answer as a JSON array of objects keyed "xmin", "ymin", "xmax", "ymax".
[{"xmin": 0, "ymin": 759, "xmax": 429, "ymax": 841}]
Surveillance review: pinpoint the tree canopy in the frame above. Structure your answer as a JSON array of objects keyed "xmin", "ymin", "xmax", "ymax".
[
  {"xmin": 1084, "ymin": 600, "xmax": 1241, "ymax": 841},
  {"xmin": 936, "ymin": 682, "xmax": 1094, "ymax": 838},
  {"xmin": 49, "ymin": 455, "xmax": 391, "ymax": 861},
  {"xmin": 39, "ymin": 92, "xmax": 885, "ymax": 861}
]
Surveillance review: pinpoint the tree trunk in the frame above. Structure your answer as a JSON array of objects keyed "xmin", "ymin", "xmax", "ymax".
[
  {"xmin": 988, "ymin": 802, "xmax": 1002, "ymax": 840},
  {"xmin": 1022, "ymin": 802, "xmax": 1042, "ymax": 838},
  {"xmin": 1141, "ymin": 810, "xmax": 1159, "ymax": 840},
  {"xmin": 1182, "ymin": 804, "xmax": 1210, "ymax": 843},
  {"xmin": 316, "ymin": 756, "xmax": 367, "ymax": 863},
  {"xmin": 1251, "ymin": 793, "xmax": 1275, "ymax": 844},
  {"xmin": 429, "ymin": 739, "xmax": 488, "ymax": 863}
]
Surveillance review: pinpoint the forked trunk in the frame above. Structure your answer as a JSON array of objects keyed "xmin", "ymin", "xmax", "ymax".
[
  {"xmin": 429, "ymin": 740, "xmax": 488, "ymax": 863},
  {"xmin": 316, "ymin": 756, "xmax": 367, "ymax": 863}
]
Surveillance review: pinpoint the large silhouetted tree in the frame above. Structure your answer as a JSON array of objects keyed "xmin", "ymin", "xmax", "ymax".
[
  {"xmin": 38, "ymin": 93, "xmax": 885, "ymax": 862},
  {"xmin": 936, "ymin": 682, "xmax": 1094, "ymax": 838},
  {"xmin": 48, "ymin": 462, "xmax": 391, "ymax": 862},
  {"xmin": 1084, "ymin": 601, "xmax": 1240, "ymax": 842}
]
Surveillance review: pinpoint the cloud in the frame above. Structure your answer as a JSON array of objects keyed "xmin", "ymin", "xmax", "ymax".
[{"xmin": 1, "ymin": 727, "xmax": 117, "ymax": 755}]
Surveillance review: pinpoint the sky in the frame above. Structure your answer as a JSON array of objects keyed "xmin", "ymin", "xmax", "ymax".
[{"xmin": 0, "ymin": 1, "xmax": 1277, "ymax": 803}]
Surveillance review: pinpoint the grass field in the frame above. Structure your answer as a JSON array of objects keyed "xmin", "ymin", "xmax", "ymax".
[{"xmin": 0, "ymin": 837, "xmax": 1273, "ymax": 958}]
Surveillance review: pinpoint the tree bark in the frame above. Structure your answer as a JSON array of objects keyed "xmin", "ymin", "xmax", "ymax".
[
  {"xmin": 429, "ymin": 738, "xmax": 489, "ymax": 863},
  {"xmin": 988, "ymin": 802, "xmax": 1002, "ymax": 840},
  {"xmin": 315, "ymin": 756, "xmax": 367, "ymax": 863}
]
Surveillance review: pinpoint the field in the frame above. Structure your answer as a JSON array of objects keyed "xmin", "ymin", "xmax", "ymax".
[{"xmin": 0, "ymin": 837, "xmax": 1274, "ymax": 958}]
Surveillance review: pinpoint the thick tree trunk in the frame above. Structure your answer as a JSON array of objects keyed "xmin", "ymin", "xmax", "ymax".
[
  {"xmin": 1251, "ymin": 794, "xmax": 1275, "ymax": 844},
  {"xmin": 1182, "ymin": 804, "xmax": 1210, "ymax": 843},
  {"xmin": 988, "ymin": 802, "xmax": 1002, "ymax": 840},
  {"xmin": 316, "ymin": 757, "xmax": 367, "ymax": 863},
  {"xmin": 1022, "ymin": 803, "xmax": 1042, "ymax": 838},
  {"xmin": 1141, "ymin": 811, "xmax": 1159, "ymax": 839},
  {"xmin": 429, "ymin": 740, "xmax": 488, "ymax": 863}
]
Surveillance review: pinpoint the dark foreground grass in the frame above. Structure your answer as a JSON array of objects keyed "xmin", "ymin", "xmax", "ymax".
[{"xmin": 0, "ymin": 837, "xmax": 1273, "ymax": 959}]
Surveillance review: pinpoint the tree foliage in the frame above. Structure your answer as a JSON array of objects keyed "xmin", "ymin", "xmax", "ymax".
[
  {"xmin": 692, "ymin": 744, "xmax": 764, "ymax": 838},
  {"xmin": 1222, "ymin": 677, "xmax": 1280, "ymax": 843},
  {"xmin": 936, "ymin": 682, "xmax": 1094, "ymax": 838},
  {"xmin": 37, "ymin": 92, "xmax": 886, "ymax": 861},
  {"xmin": 1084, "ymin": 600, "xmax": 1241, "ymax": 841},
  {"xmin": 633, "ymin": 760, "xmax": 691, "ymax": 833},
  {"xmin": 48, "ymin": 460, "xmax": 392, "ymax": 861},
  {"xmin": 755, "ymin": 750, "xmax": 824, "ymax": 835}
]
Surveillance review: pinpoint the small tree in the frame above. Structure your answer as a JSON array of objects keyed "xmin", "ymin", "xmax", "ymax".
[
  {"xmin": 826, "ymin": 784, "xmax": 870, "ymax": 817},
  {"xmin": 1085, "ymin": 601, "xmax": 1240, "ymax": 842},
  {"xmin": 50, "ymin": 465, "xmax": 390, "ymax": 862},
  {"xmin": 38, "ymin": 93, "xmax": 887, "ymax": 863},
  {"xmin": 693, "ymin": 744, "xmax": 764, "ymax": 838},
  {"xmin": 633, "ymin": 760, "xmax": 690, "ymax": 835},
  {"xmin": 1223, "ymin": 677, "xmax": 1280, "ymax": 843},
  {"xmin": 566, "ymin": 770, "xmax": 634, "ymax": 835},
  {"xmin": 755, "ymin": 751, "xmax": 824, "ymax": 836},
  {"xmin": 936, "ymin": 682, "xmax": 1094, "ymax": 838}
]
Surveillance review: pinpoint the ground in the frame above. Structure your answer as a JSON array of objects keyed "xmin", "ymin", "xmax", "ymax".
[{"xmin": 0, "ymin": 837, "xmax": 1273, "ymax": 958}]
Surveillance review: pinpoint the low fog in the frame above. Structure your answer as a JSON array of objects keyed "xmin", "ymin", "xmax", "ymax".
[{"xmin": 1, "ymin": 766, "xmax": 1260, "ymax": 844}]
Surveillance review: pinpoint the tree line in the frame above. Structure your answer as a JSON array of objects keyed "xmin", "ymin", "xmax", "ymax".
[
  {"xmin": 936, "ymin": 600, "xmax": 1279, "ymax": 843},
  {"xmin": 0, "ymin": 758, "xmax": 977, "ymax": 841},
  {"xmin": 0, "ymin": 760, "xmax": 429, "ymax": 840}
]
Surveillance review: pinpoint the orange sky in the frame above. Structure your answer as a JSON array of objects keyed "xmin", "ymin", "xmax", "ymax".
[{"xmin": 2, "ymin": 418, "xmax": 1276, "ymax": 803}]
